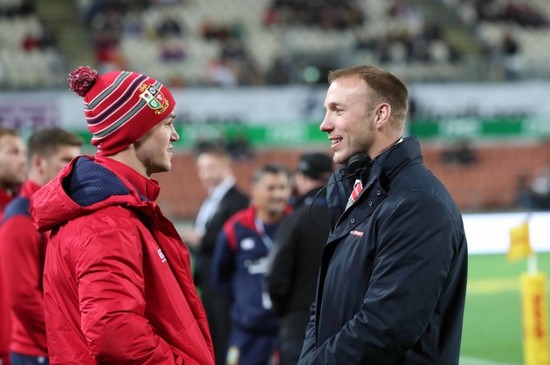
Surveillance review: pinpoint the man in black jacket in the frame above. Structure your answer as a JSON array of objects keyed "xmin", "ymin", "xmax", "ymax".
[
  {"xmin": 266, "ymin": 152, "xmax": 333, "ymax": 365},
  {"xmin": 299, "ymin": 65, "xmax": 468, "ymax": 364},
  {"xmin": 183, "ymin": 146, "xmax": 250, "ymax": 365}
]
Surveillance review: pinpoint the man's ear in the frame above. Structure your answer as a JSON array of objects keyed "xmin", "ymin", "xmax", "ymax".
[
  {"xmin": 375, "ymin": 103, "xmax": 391, "ymax": 128},
  {"xmin": 32, "ymin": 154, "xmax": 45, "ymax": 175}
]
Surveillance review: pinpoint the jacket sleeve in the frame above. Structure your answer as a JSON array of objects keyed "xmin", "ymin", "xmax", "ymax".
[
  {"xmin": 210, "ymin": 223, "xmax": 236, "ymax": 301},
  {"xmin": 299, "ymin": 194, "xmax": 459, "ymax": 364},
  {"xmin": 298, "ymin": 300, "xmax": 318, "ymax": 361},
  {"xmin": 75, "ymin": 221, "xmax": 179, "ymax": 364},
  {"xmin": 0, "ymin": 215, "xmax": 46, "ymax": 350},
  {"xmin": 265, "ymin": 215, "xmax": 298, "ymax": 315}
]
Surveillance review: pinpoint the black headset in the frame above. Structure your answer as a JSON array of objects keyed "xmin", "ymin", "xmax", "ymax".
[
  {"xmin": 345, "ymin": 153, "xmax": 371, "ymax": 175},
  {"xmin": 308, "ymin": 153, "xmax": 370, "ymax": 230}
]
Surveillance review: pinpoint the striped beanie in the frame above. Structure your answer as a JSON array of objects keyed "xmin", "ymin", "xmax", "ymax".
[{"xmin": 68, "ymin": 66, "xmax": 175, "ymax": 156}]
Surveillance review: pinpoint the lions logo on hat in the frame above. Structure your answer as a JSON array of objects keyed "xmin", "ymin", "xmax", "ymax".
[{"xmin": 139, "ymin": 83, "xmax": 170, "ymax": 114}]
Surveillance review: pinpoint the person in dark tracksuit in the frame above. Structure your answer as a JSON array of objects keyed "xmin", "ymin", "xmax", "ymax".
[
  {"xmin": 265, "ymin": 152, "xmax": 333, "ymax": 365},
  {"xmin": 298, "ymin": 65, "xmax": 468, "ymax": 364},
  {"xmin": 212, "ymin": 164, "xmax": 292, "ymax": 365}
]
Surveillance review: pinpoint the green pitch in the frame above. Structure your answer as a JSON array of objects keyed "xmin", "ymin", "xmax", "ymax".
[{"xmin": 460, "ymin": 252, "xmax": 550, "ymax": 365}]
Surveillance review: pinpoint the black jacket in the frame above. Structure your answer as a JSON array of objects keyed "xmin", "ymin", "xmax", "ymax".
[
  {"xmin": 299, "ymin": 137, "xmax": 468, "ymax": 365},
  {"xmin": 194, "ymin": 185, "xmax": 249, "ymax": 286},
  {"xmin": 266, "ymin": 187, "xmax": 330, "ymax": 340}
]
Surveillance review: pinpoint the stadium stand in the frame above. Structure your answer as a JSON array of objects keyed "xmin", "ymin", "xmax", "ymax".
[
  {"xmin": 443, "ymin": 0, "xmax": 550, "ymax": 79},
  {"xmin": 0, "ymin": 0, "xmax": 66, "ymax": 89},
  {"xmin": 1, "ymin": 0, "xmax": 549, "ymax": 88},
  {"xmin": 69, "ymin": 0, "xmax": 549, "ymax": 85}
]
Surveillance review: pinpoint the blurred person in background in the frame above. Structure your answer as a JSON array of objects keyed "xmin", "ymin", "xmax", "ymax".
[
  {"xmin": 530, "ymin": 165, "xmax": 550, "ymax": 210},
  {"xmin": 182, "ymin": 146, "xmax": 250, "ymax": 365},
  {"xmin": 514, "ymin": 174, "xmax": 535, "ymax": 210},
  {"xmin": 299, "ymin": 65, "xmax": 468, "ymax": 364},
  {"xmin": 265, "ymin": 152, "xmax": 333, "ymax": 365},
  {"xmin": 0, "ymin": 126, "xmax": 27, "ymax": 365},
  {"xmin": 0, "ymin": 127, "xmax": 27, "ymax": 220},
  {"xmin": 30, "ymin": 66, "xmax": 214, "ymax": 364},
  {"xmin": 0, "ymin": 127, "xmax": 82, "ymax": 365},
  {"xmin": 211, "ymin": 164, "xmax": 292, "ymax": 365}
]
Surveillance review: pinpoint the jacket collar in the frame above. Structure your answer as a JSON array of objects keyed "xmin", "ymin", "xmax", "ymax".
[
  {"xmin": 369, "ymin": 136, "xmax": 422, "ymax": 184},
  {"xmin": 20, "ymin": 179, "xmax": 42, "ymax": 199},
  {"xmin": 326, "ymin": 136, "xmax": 423, "ymax": 230},
  {"xmin": 0, "ymin": 188, "xmax": 14, "ymax": 211},
  {"xmin": 95, "ymin": 155, "xmax": 160, "ymax": 202},
  {"xmin": 30, "ymin": 156, "xmax": 157, "ymax": 232}
]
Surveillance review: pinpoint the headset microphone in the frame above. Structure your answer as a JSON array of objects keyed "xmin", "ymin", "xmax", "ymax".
[
  {"xmin": 312, "ymin": 153, "xmax": 371, "ymax": 205},
  {"xmin": 345, "ymin": 153, "xmax": 371, "ymax": 175},
  {"xmin": 308, "ymin": 153, "xmax": 371, "ymax": 230}
]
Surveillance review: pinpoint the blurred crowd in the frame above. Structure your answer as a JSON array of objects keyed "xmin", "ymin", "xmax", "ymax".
[
  {"xmin": 77, "ymin": 0, "xmax": 465, "ymax": 86},
  {"xmin": 2, "ymin": 0, "xmax": 549, "ymax": 89},
  {"xmin": 0, "ymin": 0, "xmax": 65, "ymax": 88}
]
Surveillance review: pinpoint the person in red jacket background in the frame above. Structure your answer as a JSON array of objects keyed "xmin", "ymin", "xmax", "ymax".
[
  {"xmin": 0, "ymin": 127, "xmax": 27, "ymax": 221},
  {"xmin": 0, "ymin": 126, "xmax": 27, "ymax": 365},
  {"xmin": 0, "ymin": 127, "xmax": 82, "ymax": 365},
  {"xmin": 30, "ymin": 66, "xmax": 214, "ymax": 365}
]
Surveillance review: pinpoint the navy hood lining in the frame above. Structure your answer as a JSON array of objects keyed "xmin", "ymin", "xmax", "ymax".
[{"xmin": 63, "ymin": 157, "xmax": 133, "ymax": 207}]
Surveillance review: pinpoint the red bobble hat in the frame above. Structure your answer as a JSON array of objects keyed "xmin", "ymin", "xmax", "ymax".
[{"xmin": 68, "ymin": 66, "xmax": 176, "ymax": 156}]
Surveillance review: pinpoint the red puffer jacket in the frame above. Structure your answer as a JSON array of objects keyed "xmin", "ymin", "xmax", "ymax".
[{"xmin": 31, "ymin": 156, "xmax": 214, "ymax": 365}]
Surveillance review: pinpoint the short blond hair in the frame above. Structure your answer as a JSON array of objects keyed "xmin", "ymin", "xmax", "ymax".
[
  {"xmin": 328, "ymin": 65, "xmax": 409, "ymax": 130},
  {"xmin": 0, "ymin": 126, "xmax": 20, "ymax": 139}
]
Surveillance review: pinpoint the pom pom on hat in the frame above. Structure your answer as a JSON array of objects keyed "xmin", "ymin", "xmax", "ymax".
[
  {"xmin": 68, "ymin": 66, "xmax": 176, "ymax": 156},
  {"xmin": 68, "ymin": 66, "xmax": 98, "ymax": 97}
]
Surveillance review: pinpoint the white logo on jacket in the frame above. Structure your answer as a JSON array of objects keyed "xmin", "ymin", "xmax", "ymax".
[
  {"xmin": 240, "ymin": 238, "xmax": 255, "ymax": 250},
  {"xmin": 157, "ymin": 248, "xmax": 167, "ymax": 263},
  {"xmin": 244, "ymin": 257, "xmax": 268, "ymax": 275}
]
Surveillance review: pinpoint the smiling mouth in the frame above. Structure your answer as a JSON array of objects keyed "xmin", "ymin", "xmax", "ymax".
[{"xmin": 330, "ymin": 138, "xmax": 342, "ymax": 146}]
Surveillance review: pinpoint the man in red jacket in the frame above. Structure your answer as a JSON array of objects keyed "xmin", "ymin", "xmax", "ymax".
[
  {"xmin": 0, "ymin": 126, "xmax": 27, "ymax": 365},
  {"xmin": 0, "ymin": 127, "xmax": 82, "ymax": 365},
  {"xmin": 0, "ymin": 127, "xmax": 27, "ymax": 221},
  {"xmin": 30, "ymin": 66, "xmax": 214, "ymax": 364}
]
